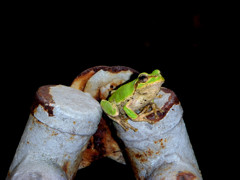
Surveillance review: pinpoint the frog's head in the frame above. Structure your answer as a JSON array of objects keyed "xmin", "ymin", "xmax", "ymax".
[{"xmin": 136, "ymin": 69, "xmax": 165, "ymax": 95}]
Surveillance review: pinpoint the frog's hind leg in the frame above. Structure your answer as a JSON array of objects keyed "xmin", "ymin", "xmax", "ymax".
[
  {"xmin": 131, "ymin": 114, "xmax": 155, "ymax": 124},
  {"xmin": 151, "ymin": 103, "xmax": 159, "ymax": 117},
  {"xmin": 149, "ymin": 102, "xmax": 164, "ymax": 117},
  {"xmin": 133, "ymin": 103, "xmax": 162, "ymax": 123},
  {"xmin": 110, "ymin": 116, "xmax": 138, "ymax": 132}
]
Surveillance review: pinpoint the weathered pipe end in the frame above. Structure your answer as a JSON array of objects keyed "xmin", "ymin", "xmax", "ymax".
[
  {"xmin": 31, "ymin": 85, "xmax": 56, "ymax": 116},
  {"xmin": 7, "ymin": 85, "xmax": 102, "ymax": 180},
  {"xmin": 114, "ymin": 87, "xmax": 202, "ymax": 179}
]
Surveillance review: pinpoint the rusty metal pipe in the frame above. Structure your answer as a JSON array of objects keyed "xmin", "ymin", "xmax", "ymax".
[
  {"xmin": 7, "ymin": 85, "xmax": 102, "ymax": 180},
  {"xmin": 114, "ymin": 87, "xmax": 203, "ymax": 180}
]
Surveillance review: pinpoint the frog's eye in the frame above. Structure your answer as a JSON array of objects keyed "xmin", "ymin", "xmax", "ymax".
[{"xmin": 138, "ymin": 74, "xmax": 148, "ymax": 83}]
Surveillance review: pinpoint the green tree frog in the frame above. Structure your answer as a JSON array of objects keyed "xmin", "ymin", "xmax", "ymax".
[{"xmin": 100, "ymin": 69, "xmax": 165, "ymax": 132}]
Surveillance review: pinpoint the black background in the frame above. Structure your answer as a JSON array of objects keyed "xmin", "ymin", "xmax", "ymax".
[{"xmin": 2, "ymin": 3, "xmax": 226, "ymax": 179}]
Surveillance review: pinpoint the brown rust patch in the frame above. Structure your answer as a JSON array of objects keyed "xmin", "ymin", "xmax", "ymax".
[
  {"xmin": 156, "ymin": 151, "xmax": 160, "ymax": 155},
  {"xmin": 154, "ymin": 138, "xmax": 167, "ymax": 145},
  {"xmin": 32, "ymin": 115, "xmax": 47, "ymax": 126},
  {"xmin": 126, "ymin": 148, "xmax": 148, "ymax": 179},
  {"xmin": 78, "ymin": 65, "xmax": 137, "ymax": 77},
  {"xmin": 146, "ymin": 148, "xmax": 154, "ymax": 157},
  {"xmin": 78, "ymin": 117, "xmax": 125, "ymax": 168},
  {"xmin": 133, "ymin": 152, "xmax": 148, "ymax": 163},
  {"xmin": 69, "ymin": 135, "xmax": 75, "ymax": 141},
  {"xmin": 146, "ymin": 87, "xmax": 180, "ymax": 122},
  {"xmin": 153, "ymin": 138, "xmax": 167, "ymax": 154},
  {"xmin": 71, "ymin": 70, "xmax": 95, "ymax": 90},
  {"xmin": 51, "ymin": 131, "xmax": 58, "ymax": 136},
  {"xmin": 71, "ymin": 65, "xmax": 138, "ymax": 91},
  {"xmin": 135, "ymin": 153, "xmax": 142, "ymax": 159},
  {"xmin": 31, "ymin": 85, "xmax": 56, "ymax": 116},
  {"xmin": 71, "ymin": 66, "xmax": 138, "ymax": 169},
  {"xmin": 177, "ymin": 171, "xmax": 197, "ymax": 180},
  {"xmin": 62, "ymin": 161, "xmax": 70, "ymax": 174},
  {"xmin": 71, "ymin": 65, "xmax": 138, "ymax": 101},
  {"xmin": 92, "ymin": 119, "xmax": 107, "ymax": 156}
]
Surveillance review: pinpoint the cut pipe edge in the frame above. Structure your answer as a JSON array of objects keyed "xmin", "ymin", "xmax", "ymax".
[
  {"xmin": 7, "ymin": 85, "xmax": 102, "ymax": 180},
  {"xmin": 114, "ymin": 87, "xmax": 203, "ymax": 180}
]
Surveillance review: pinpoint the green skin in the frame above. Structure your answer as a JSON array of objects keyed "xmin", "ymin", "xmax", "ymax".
[{"xmin": 100, "ymin": 69, "xmax": 165, "ymax": 132}]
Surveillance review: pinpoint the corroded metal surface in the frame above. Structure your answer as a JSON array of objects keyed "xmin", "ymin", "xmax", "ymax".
[
  {"xmin": 79, "ymin": 117, "xmax": 125, "ymax": 168},
  {"xmin": 71, "ymin": 65, "xmax": 138, "ymax": 169},
  {"xmin": 71, "ymin": 65, "xmax": 138, "ymax": 100},
  {"xmin": 7, "ymin": 85, "xmax": 102, "ymax": 180},
  {"xmin": 114, "ymin": 88, "xmax": 202, "ymax": 180},
  {"xmin": 7, "ymin": 66, "xmax": 202, "ymax": 179}
]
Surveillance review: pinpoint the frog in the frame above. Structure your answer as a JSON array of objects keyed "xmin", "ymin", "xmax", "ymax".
[{"xmin": 100, "ymin": 69, "xmax": 165, "ymax": 132}]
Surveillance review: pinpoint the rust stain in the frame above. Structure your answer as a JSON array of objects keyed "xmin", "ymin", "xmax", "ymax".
[
  {"xmin": 126, "ymin": 148, "xmax": 152, "ymax": 179},
  {"xmin": 72, "ymin": 70, "xmax": 95, "ymax": 91},
  {"xmin": 69, "ymin": 135, "xmax": 75, "ymax": 140},
  {"xmin": 157, "ymin": 94, "xmax": 163, "ymax": 98},
  {"xmin": 79, "ymin": 118, "xmax": 119, "ymax": 168},
  {"xmin": 32, "ymin": 116, "xmax": 47, "ymax": 126},
  {"xmin": 79, "ymin": 66, "xmax": 137, "ymax": 77},
  {"xmin": 146, "ymin": 148, "xmax": 154, "ymax": 157},
  {"xmin": 71, "ymin": 66, "xmax": 139, "ymax": 169},
  {"xmin": 71, "ymin": 66, "xmax": 138, "ymax": 91},
  {"xmin": 135, "ymin": 153, "xmax": 142, "ymax": 159},
  {"xmin": 154, "ymin": 138, "xmax": 163, "ymax": 144},
  {"xmin": 134, "ymin": 152, "xmax": 148, "ymax": 163},
  {"xmin": 35, "ymin": 119, "xmax": 44, "ymax": 124},
  {"xmin": 146, "ymin": 87, "xmax": 180, "ymax": 122},
  {"xmin": 62, "ymin": 161, "xmax": 70, "ymax": 174},
  {"xmin": 31, "ymin": 85, "xmax": 56, "ymax": 117},
  {"xmin": 177, "ymin": 171, "xmax": 197, "ymax": 180},
  {"xmin": 73, "ymin": 121, "xmax": 76, "ymax": 125},
  {"xmin": 154, "ymin": 138, "xmax": 167, "ymax": 152},
  {"xmin": 92, "ymin": 119, "xmax": 107, "ymax": 157},
  {"xmin": 154, "ymin": 138, "xmax": 165, "ymax": 144},
  {"xmin": 51, "ymin": 131, "xmax": 58, "ymax": 136},
  {"xmin": 71, "ymin": 65, "xmax": 138, "ymax": 100},
  {"xmin": 7, "ymin": 171, "xmax": 11, "ymax": 178}
]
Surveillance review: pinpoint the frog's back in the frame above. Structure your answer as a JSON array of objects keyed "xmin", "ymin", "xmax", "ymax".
[{"xmin": 109, "ymin": 79, "xmax": 136, "ymax": 104}]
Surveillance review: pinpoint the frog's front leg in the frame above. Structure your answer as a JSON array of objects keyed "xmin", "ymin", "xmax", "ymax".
[
  {"xmin": 101, "ymin": 100, "xmax": 138, "ymax": 132},
  {"xmin": 123, "ymin": 102, "xmax": 154, "ymax": 124},
  {"xmin": 101, "ymin": 100, "xmax": 119, "ymax": 117},
  {"xmin": 110, "ymin": 116, "xmax": 138, "ymax": 132}
]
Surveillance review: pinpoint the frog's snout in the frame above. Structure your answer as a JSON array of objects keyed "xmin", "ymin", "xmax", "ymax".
[{"xmin": 160, "ymin": 75, "xmax": 165, "ymax": 83}]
